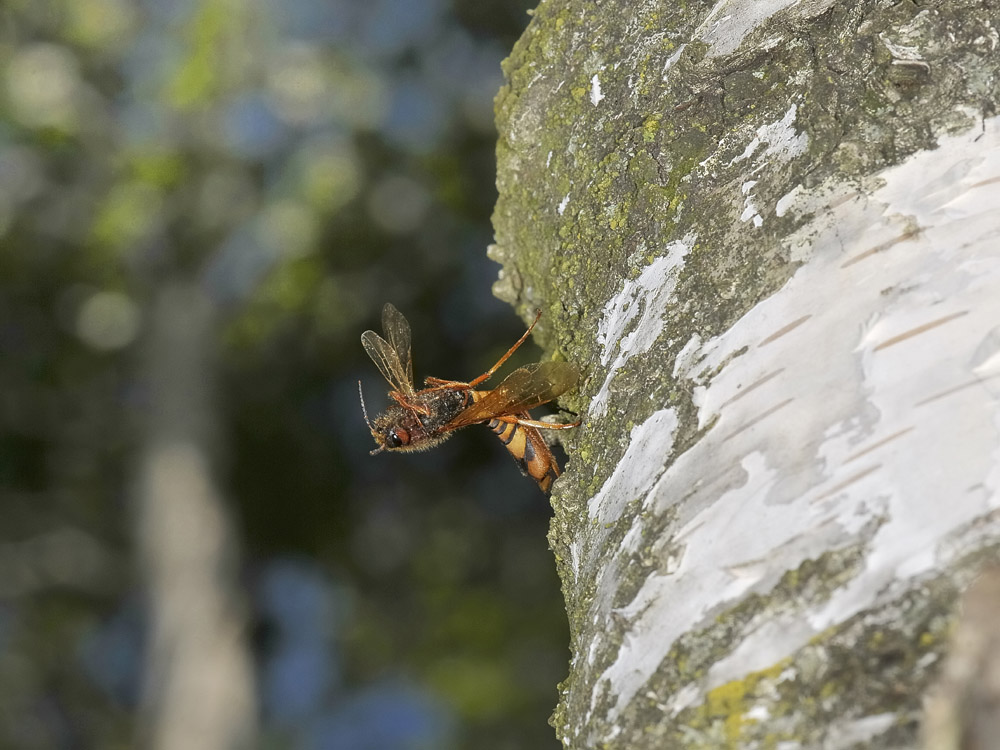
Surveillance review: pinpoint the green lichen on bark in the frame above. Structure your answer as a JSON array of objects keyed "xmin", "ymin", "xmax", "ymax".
[
  {"xmin": 492, "ymin": 0, "xmax": 1000, "ymax": 746},
  {"xmin": 595, "ymin": 546, "xmax": 963, "ymax": 749}
]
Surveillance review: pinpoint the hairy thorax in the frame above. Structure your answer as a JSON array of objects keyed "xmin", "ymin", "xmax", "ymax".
[{"xmin": 370, "ymin": 384, "xmax": 472, "ymax": 452}]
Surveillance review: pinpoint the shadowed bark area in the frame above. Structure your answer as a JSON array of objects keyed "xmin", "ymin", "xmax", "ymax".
[{"xmin": 490, "ymin": 0, "xmax": 1000, "ymax": 746}]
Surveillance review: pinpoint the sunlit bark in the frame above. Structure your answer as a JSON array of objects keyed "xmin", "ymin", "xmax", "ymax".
[{"xmin": 492, "ymin": 1, "xmax": 1000, "ymax": 746}]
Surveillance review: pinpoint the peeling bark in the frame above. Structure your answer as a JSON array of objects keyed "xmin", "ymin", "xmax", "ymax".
[{"xmin": 491, "ymin": 0, "xmax": 1000, "ymax": 746}]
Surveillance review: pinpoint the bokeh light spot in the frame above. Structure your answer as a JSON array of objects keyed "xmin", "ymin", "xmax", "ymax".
[
  {"xmin": 267, "ymin": 43, "xmax": 329, "ymax": 126},
  {"xmin": 298, "ymin": 138, "xmax": 363, "ymax": 213},
  {"xmin": 328, "ymin": 63, "xmax": 388, "ymax": 130},
  {"xmin": 5, "ymin": 44, "xmax": 82, "ymax": 131},
  {"xmin": 91, "ymin": 181, "xmax": 165, "ymax": 251},
  {"xmin": 76, "ymin": 291, "xmax": 141, "ymax": 351},
  {"xmin": 257, "ymin": 200, "xmax": 319, "ymax": 259},
  {"xmin": 367, "ymin": 174, "xmax": 430, "ymax": 235},
  {"xmin": 66, "ymin": 0, "xmax": 139, "ymax": 51}
]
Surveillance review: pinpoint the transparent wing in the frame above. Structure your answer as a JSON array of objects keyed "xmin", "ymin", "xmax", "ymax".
[
  {"xmin": 381, "ymin": 303, "xmax": 413, "ymax": 388},
  {"xmin": 361, "ymin": 304, "xmax": 415, "ymax": 396},
  {"xmin": 444, "ymin": 362, "xmax": 578, "ymax": 429}
]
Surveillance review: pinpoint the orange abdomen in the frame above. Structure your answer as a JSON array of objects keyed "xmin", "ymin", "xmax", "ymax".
[{"xmin": 486, "ymin": 414, "xmax": 559, "ymax": 493}]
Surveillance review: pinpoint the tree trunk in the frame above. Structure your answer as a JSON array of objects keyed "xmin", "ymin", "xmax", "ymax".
[
  {"xmin": 491, "ymin": 0, "xmax": 1000, "ymax": 746},
  {"xmin": 136, "ymin": 283, "xmax": 256, "ymax": 749}
]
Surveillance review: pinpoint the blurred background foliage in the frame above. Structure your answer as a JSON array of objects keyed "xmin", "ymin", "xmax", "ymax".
[{"xmin": 0, "ymin": 0, "xmax": 571, "ymax": 747}]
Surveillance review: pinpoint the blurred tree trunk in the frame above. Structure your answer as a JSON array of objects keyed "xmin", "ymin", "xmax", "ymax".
[
  {"xmin": 491, "ymin": 0, "xmax": 1000, "ymax": 747},
  {"xmin": 135, "ymin": 283, "xmax": 255, "ymax": 749},
  {"xmin": 923, "ymin": 567, "xmax": 1000, "ymax": 750}
]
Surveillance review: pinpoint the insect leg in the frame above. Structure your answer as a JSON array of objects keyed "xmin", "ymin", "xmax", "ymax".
[
  {"xmin": 423, "ymin": 376, "xmax": 470, "ymax": 390},
  {"xmin": 491, "ymin": 414, "xmax": 580, "ymax": 430},
  {"xmin": 390, "ymin": 390, "xmax": 432, "ymax": 416},
  {"xmin": 466, "ymin": 309, "xmax": 542, "ymax": 388}
]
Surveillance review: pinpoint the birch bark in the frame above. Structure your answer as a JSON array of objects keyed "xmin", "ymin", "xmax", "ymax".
[{"xmin": 491, "ymin": 1, "xmax": 1000, "ymax": 746}]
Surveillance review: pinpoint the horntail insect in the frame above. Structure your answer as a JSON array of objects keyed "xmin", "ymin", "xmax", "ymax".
[{"xmin": 359, "ymin": 303, "xmax": 580, "ymax": 493}]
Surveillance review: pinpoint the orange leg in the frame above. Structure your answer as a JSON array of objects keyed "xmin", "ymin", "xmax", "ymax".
[
  {"xmin": 424, "ymin": 375, "xmax": 468, "ymax": 389},
  {"xmin": 492, "ymin": 414, "xmax": 580, "ymax": 430},
  {"xmin": 467, "ymin": 309, "xmax": 542, "ymax": 388},
  {"xmin": 423, "ymin": 309, "xmax": 543, "ymax": 392},
  {"xmin": 390, "ymin": 390, "xmax": 432, "ymax": 416}
]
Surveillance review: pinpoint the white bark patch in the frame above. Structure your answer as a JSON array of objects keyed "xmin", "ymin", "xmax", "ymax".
[
  {"xmin": 731, "ymin": 106, "xmax": 807, "ymax": 227},
  {"xmin": 592, "ymin": 238, "xmax": 693, "ymax": 417},
  {"xmin": 662, "ymin": 44, "xmax": 687, "ymax": 79},
  {"xmin": 775, "ymin": 184, "xmax": 804, "ymax": 217},
  {"xmin": 733, "ymin": 104, "xmax": 809, "ymax": 165},
  {"xmin": 696, "ymin": 0, "xmax": 838, "ymax": 58},
  {"xmin": 587, "ymin": 409, "xmax": 679, "ymax": 525},
  {"xmin": 825, "ymin": 713, "xmax": 898, "ymax": 749},
  {"xmin": 583, "ymin": 115, "xmax": 1000, "ymax": 733},
  {"xmin": 741, "ymin": 179, "xmax": 763, "ymax": 226},
  {"xmin": 590, "ymin": 74, "xmax": 605, "ymax": 105}
]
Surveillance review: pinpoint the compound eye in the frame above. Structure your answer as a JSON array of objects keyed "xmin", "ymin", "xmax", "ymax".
[{"xmin": 387, "ymin": 428, "xmax": 409, "ymax": 448}]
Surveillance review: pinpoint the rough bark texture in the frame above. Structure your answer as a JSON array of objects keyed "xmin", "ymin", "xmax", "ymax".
[{"xmin": 491, "ymin": 0, "xmax": 1000, "ymax": 747}]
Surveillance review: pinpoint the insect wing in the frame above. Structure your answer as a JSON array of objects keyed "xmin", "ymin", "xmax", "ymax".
[
  {"xmin": 444, "ymin": 361, "xmax": 578, "ymax": 429},
  {"xmin": 381, "ymin": 303, "xmax": 413, "ymax": 388},
  {"xmin": 361, "ymin": 331, "xmax": 413, "ymax": 395},
  {"xmin": 361, "ymin": 304, "xmax": 415, "ymax": 396}
]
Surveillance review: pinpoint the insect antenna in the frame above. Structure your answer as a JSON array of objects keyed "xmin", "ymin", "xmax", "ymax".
[
  {"xmin": 357, "ymin": 380, "xmax": 386, "ymax": 451},
  {"xmin": 357, "ymin": 380, "xmax": 372, "ymax": 427}
]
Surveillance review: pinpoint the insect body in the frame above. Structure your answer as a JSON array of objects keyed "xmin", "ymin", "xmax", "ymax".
[{"xmin": 360, "ymin": 303, "xmax": 579, "ymax": 492}]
